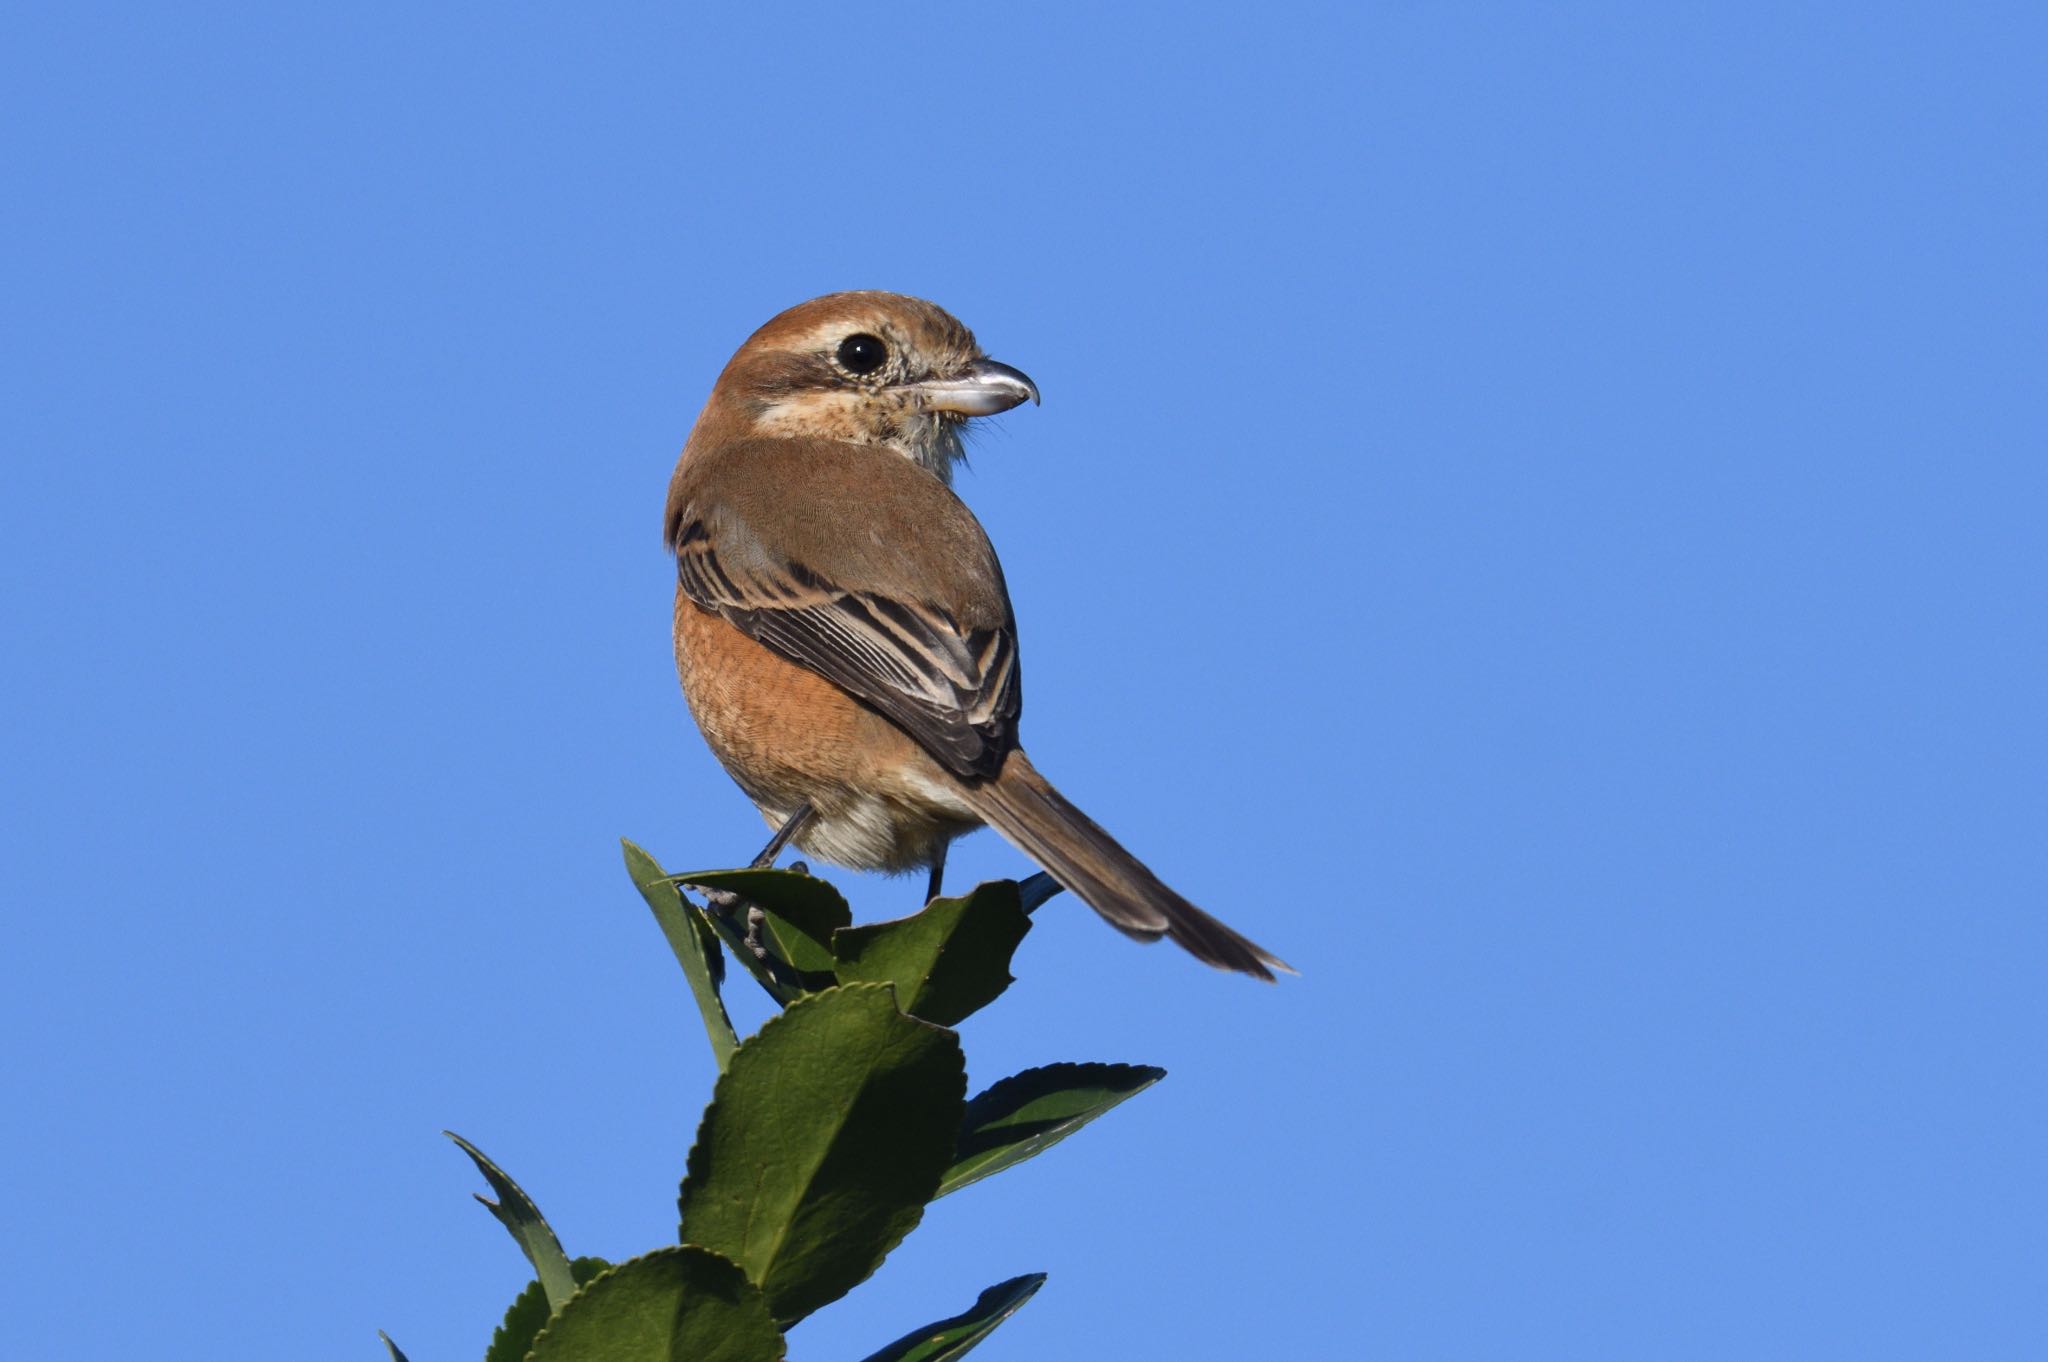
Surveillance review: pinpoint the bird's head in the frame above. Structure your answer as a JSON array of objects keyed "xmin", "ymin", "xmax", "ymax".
[{"xmin": 700, "ymin": 291, "xmax": 1039, "ymax": 482}]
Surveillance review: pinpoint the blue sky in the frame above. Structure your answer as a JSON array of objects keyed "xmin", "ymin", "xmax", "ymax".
[{"xmin": 4, "ymin": 4, "xmax": 2043, "ymax": 1359}]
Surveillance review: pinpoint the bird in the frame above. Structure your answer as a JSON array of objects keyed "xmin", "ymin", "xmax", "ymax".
[{"xmin": 664, "ymin": 291, "xmax": 1290, "ymax": 980}]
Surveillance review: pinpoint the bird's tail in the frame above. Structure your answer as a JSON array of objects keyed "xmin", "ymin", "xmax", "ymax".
[{"xmin": 963, "ymin": 750, "xmax": 1293, "ymax": 981}]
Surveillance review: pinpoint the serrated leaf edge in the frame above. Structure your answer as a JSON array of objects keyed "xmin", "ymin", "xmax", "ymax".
[
  {"xmin": 521, "ymin": 1246, "xmax": 783, "ymax": 1362},
  {"xmin": 677, "ymin": 983, "xmax": 965, "ymax": 1321}
]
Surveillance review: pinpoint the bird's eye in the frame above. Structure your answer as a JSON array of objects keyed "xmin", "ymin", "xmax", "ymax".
[{"xmin": 836, "ymin": 332, "xmax": 888, "ymax": 376}]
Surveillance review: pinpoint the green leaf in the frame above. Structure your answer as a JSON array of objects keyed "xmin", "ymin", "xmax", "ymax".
[
  {"xmin": 855, "ymin": 1274, "xmax": 1048, "ymax": 1362},
  {"xmin": 676, "ymin": 867, "xmax": 851, "ymax": 991},
  {"xmin": 678, "ymin": 983, "xmax": 966, "ymax": 1325},
  {"xmin": 446, "ymin": 1132, "xmax": 578, "ymax": 1311},
  {"xmin": 624, "ymin": 839, "xmax": 740, "ymax": 1068},
  {"xmin": 938, "ymin": 1063, "xmax": 1166, "ymax": 1198},
  {"xmin": 377, "ymin": 1330, "xmax": 409, "ymax": 1362},
  {"xmin": 1016, "ymin": 872, "xmax": 1064, "ymax": 913},
  {"xmin": 525, "ymin": 1247, "xmax": 784, "ymax": 1362},
  {"xmin": 832, "ymin": 880, "xmax": 1032, "ymax": 1026},
  {"xmin": 483, "ymin": 1258, "xmax": 612, "ymax": 1362}
]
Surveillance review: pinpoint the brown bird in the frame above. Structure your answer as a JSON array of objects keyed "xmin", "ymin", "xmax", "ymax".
[{"xmin": 665, "ymin": 291, "xmax": 1289, "ymax": 979}]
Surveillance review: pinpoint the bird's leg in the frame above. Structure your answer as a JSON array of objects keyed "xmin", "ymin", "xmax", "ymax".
[
  {"xmin": 924, "ymin": 844, "xmax": 947, "ymax": 906},
  {"xmin": 751, "ymin": 802, "xmax": 816, "ymax": 868},
  {"xmin": 703, "ymin": 803, "xmax": 818, "ymax": 970}
]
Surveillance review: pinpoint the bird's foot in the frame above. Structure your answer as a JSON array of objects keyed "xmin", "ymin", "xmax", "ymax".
[{"xmin": 703, "ymin": 887, "xmax": 775, "ymax": 966}]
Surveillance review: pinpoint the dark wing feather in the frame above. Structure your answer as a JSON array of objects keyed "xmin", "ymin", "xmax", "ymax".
[{"xmin": 676, "ymin": 518, "xmax": 1020, "ymax": 780}]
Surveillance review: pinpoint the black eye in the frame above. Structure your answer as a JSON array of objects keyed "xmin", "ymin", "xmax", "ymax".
[{"xmin": 837, "ymin": 332, "xmax": 888, "ymax": 376}]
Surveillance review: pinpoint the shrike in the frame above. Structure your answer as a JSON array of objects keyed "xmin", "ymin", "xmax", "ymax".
[{"xmin": 666, "ymin": 292, "xmax": 1288, "ymax": 979}]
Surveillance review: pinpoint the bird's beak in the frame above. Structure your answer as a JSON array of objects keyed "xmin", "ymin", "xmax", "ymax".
[{"xmin": 907, "ymin": 357, "xmax": 1041, "ymax": 416}]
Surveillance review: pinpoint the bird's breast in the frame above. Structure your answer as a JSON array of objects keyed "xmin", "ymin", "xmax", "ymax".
[{"xmin": 673, "ymin": 596, "xmax": 980, "ymax": 872}]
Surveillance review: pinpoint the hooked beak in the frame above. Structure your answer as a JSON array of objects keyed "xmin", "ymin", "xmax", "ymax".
[{"xmin": 908, "ymin": 357, "xmax": 1041, "ymax": 417}]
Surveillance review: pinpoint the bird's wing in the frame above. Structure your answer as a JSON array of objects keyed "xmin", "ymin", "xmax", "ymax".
[{"xmin": 673, "ymin": 505, "xmax": 1021, "ymax": 781}]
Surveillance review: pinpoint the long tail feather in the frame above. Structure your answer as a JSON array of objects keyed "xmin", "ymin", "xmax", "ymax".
[{"xmin": 963, "ymin": 751, "xmax": 1293, "ymax": 980}]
